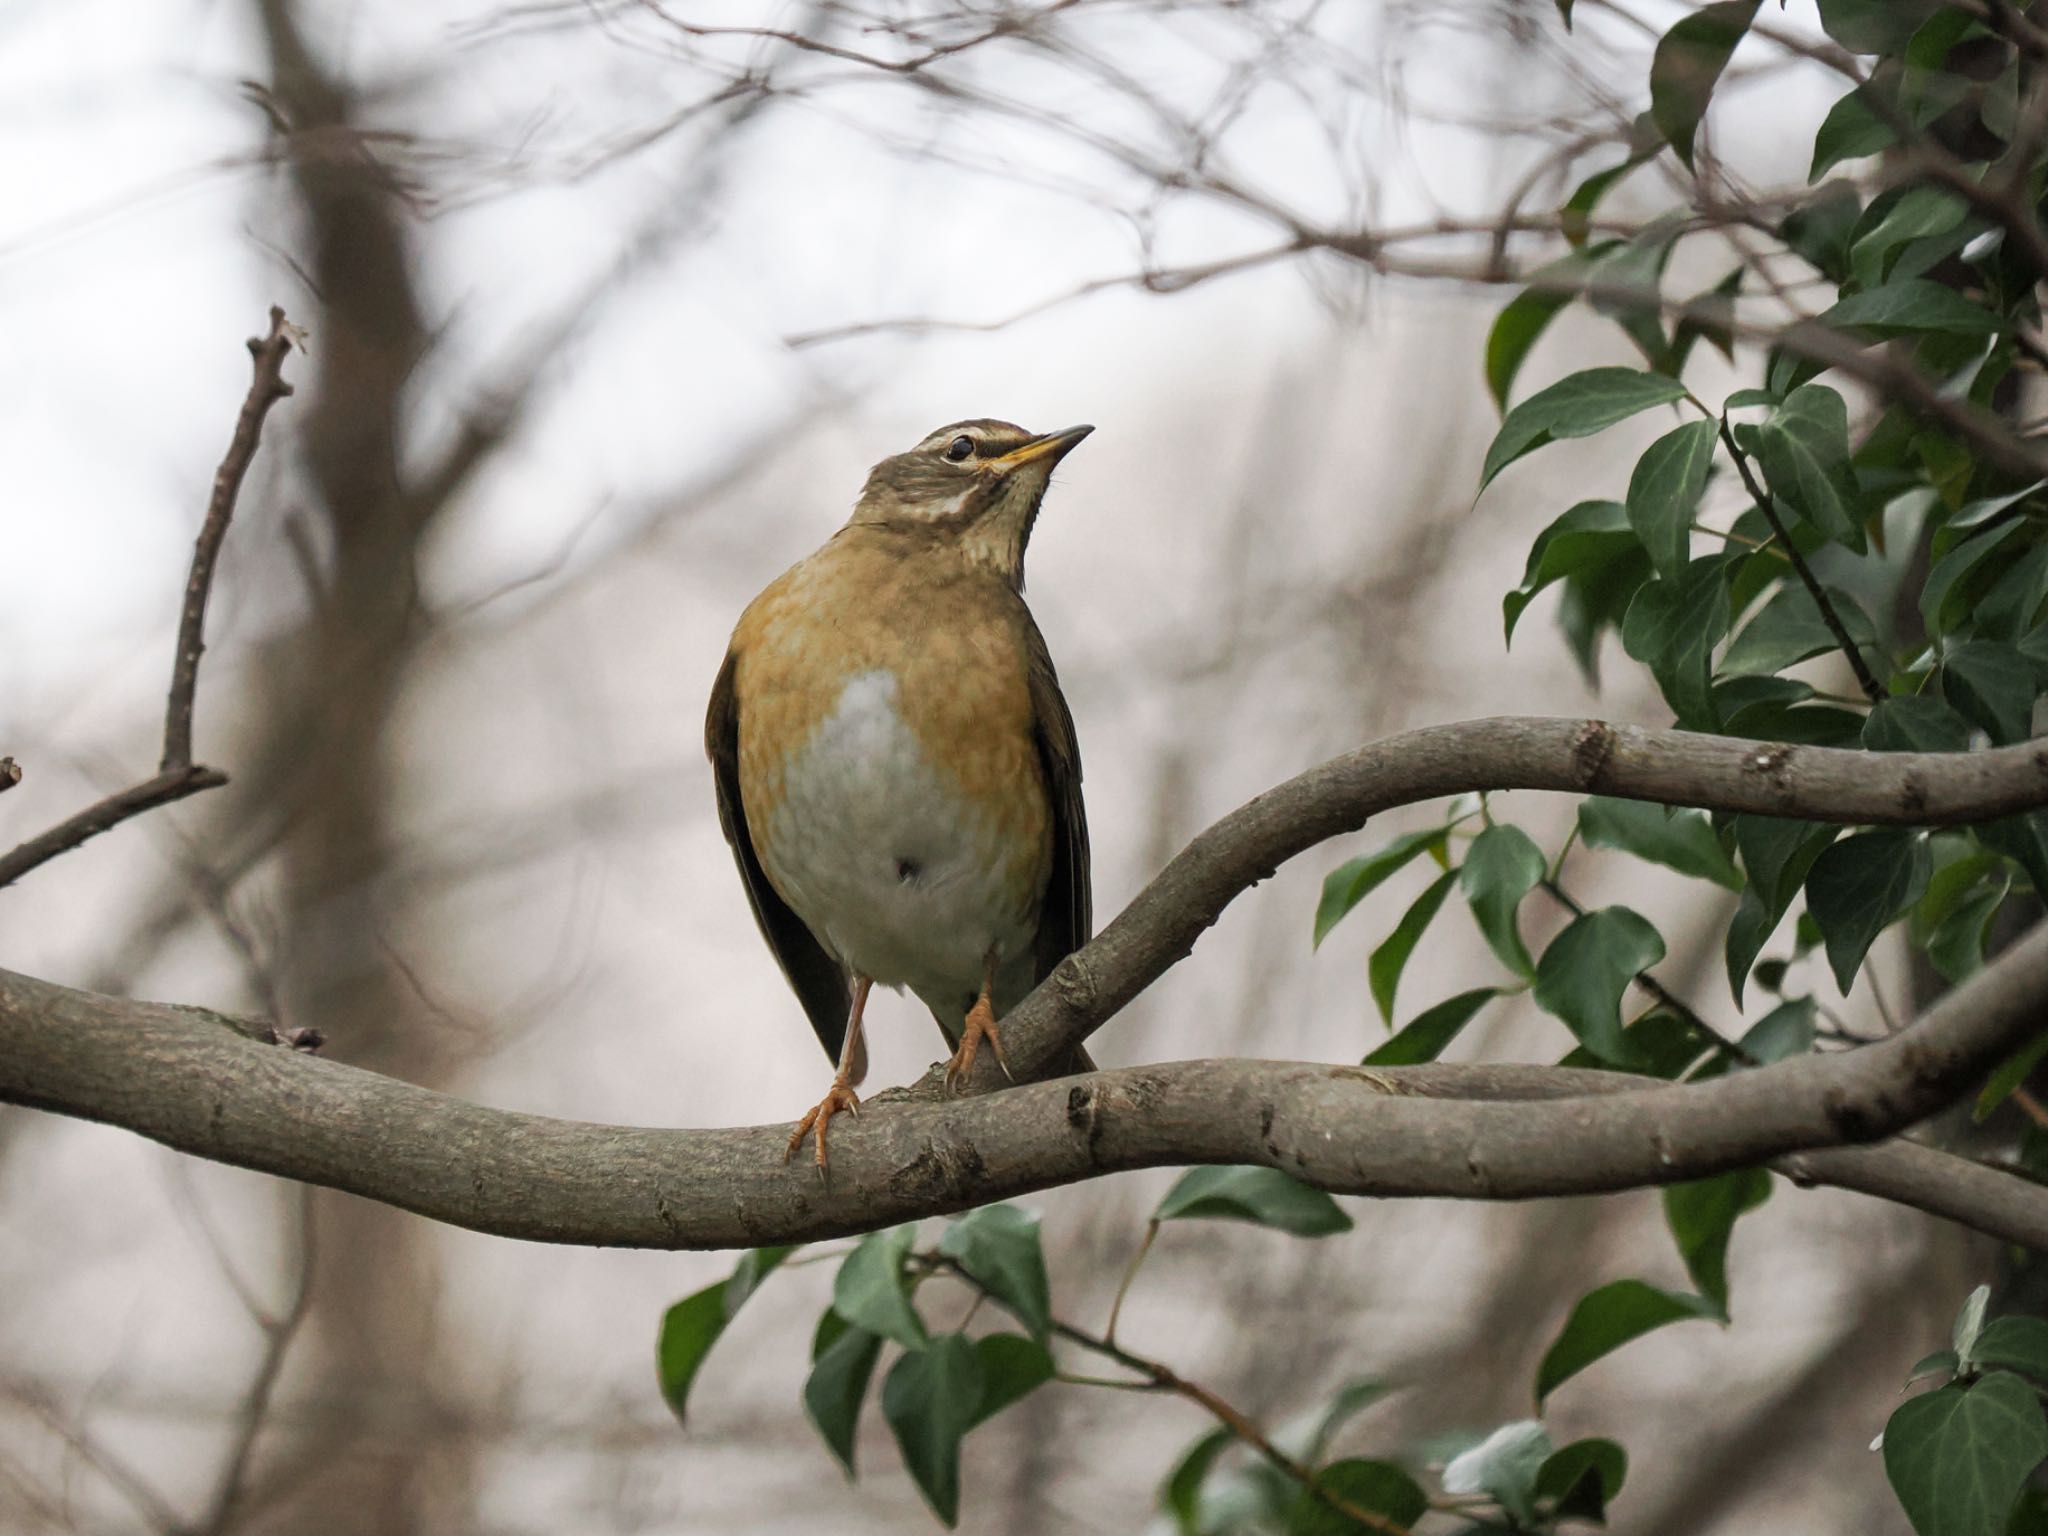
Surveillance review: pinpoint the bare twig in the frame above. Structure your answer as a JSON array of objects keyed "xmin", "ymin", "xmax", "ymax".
[
  {"xmin": 163, "ymin": 306, "xmax": 299, "ymax": 774},
  {"xmin": 0, "ymin": 310, "xmax": 298, "ymax": 892}
]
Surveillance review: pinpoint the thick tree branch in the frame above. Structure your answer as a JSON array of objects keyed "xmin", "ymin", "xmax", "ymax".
[
  {"xmin": 4, "ymin": 908, "xmax": 2047, "ymax": 1250},
  {"xmin": 0, "ymin": 309, "xmax": 297, "ymax": 891}
]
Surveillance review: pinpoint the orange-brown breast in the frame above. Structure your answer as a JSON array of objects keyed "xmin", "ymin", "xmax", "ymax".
[{"xmin": 730, "ymin": 527, "xmax": 1053, "ymax": 927}]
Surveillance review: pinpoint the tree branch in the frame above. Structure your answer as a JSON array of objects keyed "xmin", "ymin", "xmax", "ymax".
[
  {"xmin": 4, "ymin": 892, "xmax": 2047, "ymax": 1249},
  {"xmin": 0, "ymin": 309, "xmax": 298, "ymax": 891}
]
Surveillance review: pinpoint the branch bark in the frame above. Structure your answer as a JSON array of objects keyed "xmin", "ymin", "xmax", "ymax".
[{"xmin": 4, "ymin": 908, "xmax": 2046, "ymax": 1250}]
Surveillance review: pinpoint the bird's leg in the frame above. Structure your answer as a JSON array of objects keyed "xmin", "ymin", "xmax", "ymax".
[
  {"xmin": 945, "ymin": 950, "xmax": 1014, "ymax": 1094},
  {"xmin": 786, "ymin": 975, "xmax": 872, "ymax": 1170}
]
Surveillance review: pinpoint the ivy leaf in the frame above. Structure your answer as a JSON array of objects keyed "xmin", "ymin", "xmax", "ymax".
[
  {"xmin": 1460, "ymin": 824, "xmax": 1546, "ymax": 976},
  {"xmin": 1648, "ymin": 0, "xmax": 1759, "ymax": 171},
  {"xmin": 1865, "ymin": 695, "xmax": 1974, "ymax": 753},
  {"xmin": 1536, "ymin": 1281, "xmax": 1720, "ymax": 1404},
  {"xmin": 1943, "ymin": 640, "xmax": 2039, "ymax": 744},
  {"xmin": 1849, "ymin": 186, "xmax": 1971, "ymax": 289},
  {"xmin": 804, "ymin": 1312, "xmax": 884, "ymax": 1475},
  {"xmin": 1740, "ymin": 996, "xmax": 1818, "ymax": 1063},
  {"xmin": 1291, "ymin": 1460, "xmax": 1431, "ymax": 1536},
  {"xmin": 1626, "ymin": 418, "xmax": 1719, "ymax": 580},
  {"xmin": 1443, "ymin": 1420, "xmax": 1553, "ymax": 1527},
  {"xmin": 1371, "ymin": 867, "xmax": 1459, "ymax": 1023},
  {"xmin": 1365, "ymin": 988, "xmax": 1498, "ymax": 1066},
  {"xmin": 969, "ymin": 1334, "xmax": 1056, "ymax": 1428},
  {"xmin": 1719, "ymin": 580, "xmax": 1879, "ymax": 677},
  {"xmin": 1154, "ymin": 1166, "xmax": 1353, "ymax": 1237},
  {"xmin": 1883, "ymin": 1373, "xmax": 2048, "ymax": 1536},
  {"xmin": 1315, "ymin": 828, "xmax": 1449, "ymax": 948},
  {"xmin": 882, "ymin": 1334, "xmax": 986, "ymax": 1527},
  {"xmin": 1975, "ymin": 1317, "xmax": 2048, "ymax": 1385},
  {"xmin": 1662, "ymin": 1168, "xmax": 1772, "ymax": 1316},
  {"xmin": 1622, "ymin": 556, "xmax": 1733, "ymax": 728},
  {"xmin": 1486, "ymin": 251, "xmax": 1592, "ymax": 408},
  {"xmin": 937, "ymin": 1205, "xmax": 1051, "ymax": 1343},
  {"xmin": 1752, "ymin": 385, "xmax": 1864, "ymax": 548},
  {"xmin": 1819, "ymin": 279, "xmax": 2003, "ymax": 337},
  {"xmin": 1816, "ymin": 0, "xmax": 1940, "ymax": 54},
  {"xmin": 1804, "ymin": 830, "xmax": 1933, "ymax": 992},
  {"xmin": 1923, "ymin": 521, "xmax": 2029, "ymax": 638},
  {"xmin": 1534, "ymin": 907, "xmax": 1666, "ymax": 1063},
  {"xmin": 1811, "ymin": 84, "xmax": 1897, "ymax": 179},
  {"xmin": 1536, "ymin": 1438, "xmax": 1629, "ymax": 1524},
  {"xmin": 834, "ymin": 1224, "xmax": 928, "ymax": 1351},
  {"xmin": 1160, "ymin": 1427, "xmax": 1234, "ymax": 1534},
  {"xmin": 1782, "ymin": 182, "xmax": 1864, "ymax": 277},
  {"xmin": 1726, "ymin": 816, "xmax": 1836, "ymax": 1003},
  {"xmin": 656, "ymin": 1244, "xmax": 797, "ymax": 1422},
  {"xmin": 1481, "ymin": 367, "xmax": 1690, "ymax": 488},
  {"xmin": 1578, "ymin": 797, "xmax": 1741, "ymax": 889},
  {"xmin": 1502, "ymin": 500, "xmax": 1645, "ymax": 647}
]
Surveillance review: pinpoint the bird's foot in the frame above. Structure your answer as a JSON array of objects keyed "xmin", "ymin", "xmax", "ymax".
[
  {"xmin": 784, "ymin": 1077, "xmax": 861, "ymax": 1171},
  {"xmin": 944, "ymin": 994, "xmax": 1014, "ymax": 1094}
]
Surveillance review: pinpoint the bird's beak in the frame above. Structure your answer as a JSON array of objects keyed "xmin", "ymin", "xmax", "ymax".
[{"xmin": 988, "ymin": 423, "xmax": 1095, "ymax": 472}]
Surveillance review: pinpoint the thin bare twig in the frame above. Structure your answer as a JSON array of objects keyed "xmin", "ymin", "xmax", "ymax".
[{"xmin": 0, "ymin": 309, "xmax": 298, "ymax": 892}]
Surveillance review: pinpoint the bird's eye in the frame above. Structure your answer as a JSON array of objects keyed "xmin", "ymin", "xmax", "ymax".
[{"xmin": 944, "ymin": 435, "xmax": 975, "ymax": 462}]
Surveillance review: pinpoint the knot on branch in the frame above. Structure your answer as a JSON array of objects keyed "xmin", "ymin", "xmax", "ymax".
[{"xmin": 1569, "ymin": 719, "xmax": 1613, "ymax": 788}]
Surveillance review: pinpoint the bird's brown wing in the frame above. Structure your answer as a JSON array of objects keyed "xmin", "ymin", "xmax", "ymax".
[
  {"xmin": 706, "ymin": 647, "xmax": 853, "ymax": 1066},
  {"xmin": 1023, "ymin": 616, "xmax": 1096, "ymax": 1075}
]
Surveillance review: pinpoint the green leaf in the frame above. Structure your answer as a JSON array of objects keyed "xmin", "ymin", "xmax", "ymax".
[
  {"xmin": 882, "ymin": 1334, "xmax": 986, "ymax": 1527},
  {"xmin": 1443, "ymin": 1420, "xmax": 1553, "ymax": 1526},
  {"xmin": 1811, "ymin": 85, "xmax": 1897, "ymax": 180},
  {"xmin": 1623, "ymin": 556, "xmax": 1733, "ymax": 727},
  {"xmin": 1291, "ymin": 1460, "xmax": 1430, "ymax": 1535},
  {"xmin": 1752, "ymin": 385, "xmax": 1864, "ymax": 547},
  {"xmin": 1927, "ymin": 870, "xmax": 2008, "ymax": 986},
  {"xmin": 1154, "ymin": 1166, "xmax": 1354, "ymax": 1237},
  {"xmin": 1981, "ymin": 814, "xmax": 2048, "ymax": 899},
  {"xmin": 969, "ymin": 1333, "xmax": 1055, "ymax": 1427},
  {"xmin": 1558, "ymin": 1009, "xmax": 1716, "ymax": 1080},
  {"xmin": 1560, "ymin": 124, "xmax": 1660, "ymax": 246},
  {"xmin": 1481, "ymin": 367, "xmax": 1690, "ymax": 488},
  {"xmin": 938, "ymin": 1205, "xmax": 1051, "ymax": 1343},
  {"xmin": 834, "ymin": 1225, "xmax": 928, "ymax": 1351},
  {"xmin": 1866, "ymin": 695, "xmax": 1974, "ymax": 753},
  {"xmin": 1536, "ymin": 1280, "xmax": 1720, "ymax": 1404},
  {"xmin": 1161, "ymin": 1427, "xmax": 1234, "ymax": 1534},
  {"xmin": 1662, "ymin": 1168, "xmax": 1772, "ymax": 1316},
  {"xmin": 1365, "ymin": 988, "xmax": 1498, "ymax": 1066},
  {"xmin": 1502, "ymin": 499, "xmax": 1644, "ymax": 647},
  {"xmin": 1578, "ymin": 797, "xmax": 1740, "ymax": 888},
  {"xmin": 1460, "ymin": 824, "xmax": 1546, "ymax": 976},
  {"xmin": 1487, "ymin": 253, "xmax": 1590, "ymax": 408},
  {"xmin": 1534, "ymin": 907, "xmax": 1667, "ymax": 1063},
  {"xmin": 1957, "ymin": 1286, "xmax": 1993, "ymax": 1367},
  {"xmin": 1924, "ymin": 522, "xmax": 2029, "ymax": 638},
  {"xmin": 805, "ymin": 1312, "xmax": 884, "ymax": 1475},
  {"xmin": 1976, "ymin": 1317, "xmax": 2048, "ymax": 1385},
  {"xmin": 1536, "ymin": 1438, "xmax": 1629, "ymax": 1523},
  {"xmin": 1850, "ymin": 187, "xmax": 1971, "ymax": 289},
  {"xmin": 1648, "ymin": 0, "xmax": 1760, "ymax": 171},
  {"xmin": 1293, "ymin": 1378, "xmax": 1392, "ymax": 1466},
  {"xmin": 1911, "ymin": 1348, "xmax": 1962, "ymax": 1388},
  {"xmin": 1782, "ymin": 182, "xmax": 1864, "ymax": 277},
  {"xmin": 1976, "ymin": 1033, "xmax": 2048, "ymax": 1124},
  {"xmin": 1817, "ymin": 0, "xmax": 1940, "ymax": 53},
  {"xmin": 1977, "ymin": 544, "xmax": 2048, "ymax": 642},
  {"xmin": 1371, "ymin": 866, "xmax": 1458, "ymax": 1023},
  {"xmin": 1944, "ymin": 640, "xmax": 2039, "ymax": 744},
  {"xmin": 1740, "ymin": 996, "xmax": 1818, "ymax": 1063},
  {"xmin": 1316, "ymin": 828, "xmax": 1449, "ymax": 948},
  {"xmin": 1727, "ymin": 816, "xmax": 1837, "ymax": 1003},
  {"xmin": 655, "ymin": 1245, "xmax": 797, "ymax": 1422},
  {"xmin": 1626, "ymin": 418, "xmax": 1719, "ymax": 580},
  {"xmin": 1720, "ymin": 580, "xmax": 1879, "ymax": 676},
  {"xmin": 1884, "ymin": 1373, "xmax": 2048, "ymax": 1536},
  {"xmin": 1820, "ymin": 280, "xmax": 2003, "ymax": 338},
  {"xmin": 1805, "ymin": 830, "xmax": 1933, "ymax": 992}
]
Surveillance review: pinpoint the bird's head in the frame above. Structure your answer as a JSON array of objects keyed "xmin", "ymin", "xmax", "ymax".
[{"xmin": 848, "ymin": 419, "xmax": 1093, "ymax": 587}]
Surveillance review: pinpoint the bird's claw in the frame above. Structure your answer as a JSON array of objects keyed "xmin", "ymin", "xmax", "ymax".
[
  {"xmin": 784, "ymin": 1078, "xmax": 861, "ymax": 1171},
  {"xmin": 944, "ymin": 999, "xmax": 1013, "ymax": 1094}
]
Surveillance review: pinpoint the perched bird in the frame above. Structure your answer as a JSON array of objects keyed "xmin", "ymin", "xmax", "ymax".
[{"xmin": 706, "ymin": 419, "xmax": 1096, "ymax": 1167}]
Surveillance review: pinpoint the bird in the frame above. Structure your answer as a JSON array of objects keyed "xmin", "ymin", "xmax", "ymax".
[{"xmin": 706, "ymin": 419, "xmax": 1096, "ymax": 1168}]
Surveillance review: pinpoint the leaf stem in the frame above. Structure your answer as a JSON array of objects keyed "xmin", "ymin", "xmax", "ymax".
[
  {"xmin": 1710, "ymin": 415, "xmax": 1889, "ymax": 704},
  {"xmin": 1104, "ymin": 1218, "xmax": 1158, "ymax": 1348}
]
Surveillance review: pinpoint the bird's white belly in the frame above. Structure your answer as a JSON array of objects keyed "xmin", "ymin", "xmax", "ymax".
[{"xmin": 760, "ymin": 670, "xmax": 1036, "ymax": 1014}]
